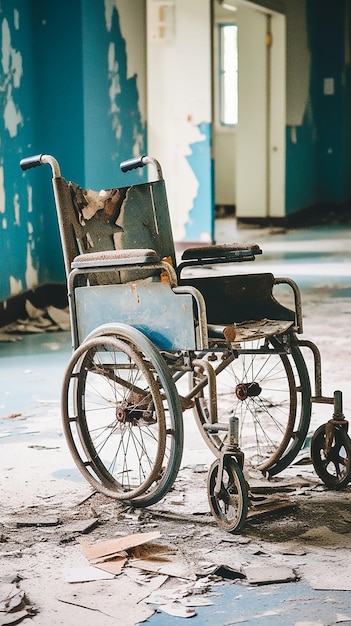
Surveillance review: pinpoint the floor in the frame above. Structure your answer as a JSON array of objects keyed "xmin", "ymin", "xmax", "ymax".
[{"xmin": 1, "ymin": 220, "xmax": 351, "ymax": 625}]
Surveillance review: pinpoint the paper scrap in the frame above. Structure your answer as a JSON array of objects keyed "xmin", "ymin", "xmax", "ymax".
[
  {"xmin": 62, "ymin": 566, "xmax": 116, "ymax": 583},
  {"xmin": 158, "ymin": 603, "xmax": 197, "ymax": 618},
  {"xmin": 81, "ymin": 531, "xmax": 161, "ymax": 562}
]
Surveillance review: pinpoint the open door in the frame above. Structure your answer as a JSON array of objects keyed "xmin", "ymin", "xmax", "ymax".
[{"xmin": 236, "ymin": 4, "xmax": 286, "ymax": 219}]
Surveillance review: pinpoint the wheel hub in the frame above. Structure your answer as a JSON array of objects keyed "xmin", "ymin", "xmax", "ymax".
[
  {"xmin": 116, "ymin": 400, "xmax": 140, "ymax": 424},
  {"xmin": 235, "ymin": 381, "xmax": 262, "ymax": 401},
  {"xmin": 116, "ymin": 398, "xmax": 155, "ymax": 425}
]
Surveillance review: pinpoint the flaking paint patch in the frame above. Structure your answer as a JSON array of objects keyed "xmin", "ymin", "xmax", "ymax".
[
  {"xmin": 27, "ymin": 184, "xmax": 33, "ymax": 213},
  {"xmin": 115, "ymin": 0, "xmax": 146, "ymax": 124},
  {"xmin": 14, "ymin": 10, "xmax": 20, "ymax": 31},
  {"xmin": 1, "ymin": 17, "xmax": 23, "ymax": 138},
  {"xmin": 106, "ymin": 25, "xmax": 123, "ymax": 147},
  {"xmin": 25, "ymin": 222, "xmax": 38, "ymax": 290},
  {"xmin": 184, "ymin": 122, "xmax": 212, "ymax": 243},
  {"xmin": 104, "ymin": 0, "xmax": 115, "ymax": 31},
  {"xmin": 13, "ymin": 192, "xmax": 20, "ymax": 226},
  {"xmin": 0, "ymin": 165, "xmax": 5, "ymax": 215},
  {"xmin": 9, "ymin": 275, "xmax": 22, "ymax": 296},
  {"xmin": 104, "ymin": 0, "xmax": 146, "ymax": 162},
  {"xmin": 108, "ymin": 42, "xmax": 121, "ymax": 113}
]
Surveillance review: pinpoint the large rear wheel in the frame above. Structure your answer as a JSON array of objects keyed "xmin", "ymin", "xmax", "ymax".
[{"xmin": 62, "ymin": 330, "xmax": 184, "ymax": 507}]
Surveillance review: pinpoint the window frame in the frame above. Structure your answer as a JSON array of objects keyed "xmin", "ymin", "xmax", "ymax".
[{"xmin": 217, "ymin": 21, "xmax": 238, "ymax": 128}]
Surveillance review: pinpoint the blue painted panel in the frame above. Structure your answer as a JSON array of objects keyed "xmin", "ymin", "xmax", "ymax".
[{"xmin": 75, "ymin": 283, "xmax": 196, "ymax": 350}]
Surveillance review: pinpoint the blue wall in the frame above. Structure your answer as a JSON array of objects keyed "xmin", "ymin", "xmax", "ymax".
[
  {"xmin": 0, "ymin": 2, "xmax": 45, "ymax": 299},
  {"xmin": 1, "ymin": 0, "xmax": 351, "ymax": 307},
  {"xmin": 286, "ymin": 0, "xmax": 351, "ymax": 215},
  {"xmin": 0, "ymin": 0, "xmax": 146, "ymax": 302}
]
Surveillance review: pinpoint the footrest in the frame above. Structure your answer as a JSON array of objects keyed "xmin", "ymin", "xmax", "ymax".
[
  {"xmin": 203, "ymin": 422, "xmax": 229, "ymax": 432},
  {"xmin": 208, "ymin": 319, "xmax": 294, "ymax": 343}
]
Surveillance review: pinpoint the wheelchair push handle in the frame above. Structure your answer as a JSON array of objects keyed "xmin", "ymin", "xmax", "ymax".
[
  {"xmin": 120, "ymin": 155, "xmax": 163, "ymax": 180},
  {"xmin": 20, "ymin": 154, "xmax": 44, "ymax": 171},
  {"xmin": 20, "ymin": 154, "xmax": 61, "ymax": 177}
]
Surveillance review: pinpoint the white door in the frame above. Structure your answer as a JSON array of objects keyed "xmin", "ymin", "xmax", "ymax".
[
  {"xmin": 146, "ymin": 0, "xmax": 213, "ymax": 243},
  {"xmin": 236, "ymin": 4, "xmax": 286, "ymax": 219}
]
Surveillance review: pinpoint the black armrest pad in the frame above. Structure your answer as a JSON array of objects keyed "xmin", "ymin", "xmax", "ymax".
[{"xmin": 181, "ymin": 242, "xmax": 262, "ymax": 261}]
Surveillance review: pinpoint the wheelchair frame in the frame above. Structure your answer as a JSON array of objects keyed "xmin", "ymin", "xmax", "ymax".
[{"xmin": 20, "ymin": 153, "xmax": 351, "ymax": 533}]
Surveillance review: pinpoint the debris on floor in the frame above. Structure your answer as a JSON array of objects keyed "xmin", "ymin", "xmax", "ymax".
[
  {"xmin": 0, "ymin": 301, "xmax": 70, "ymax": 342},
  {"xmin": 0, "ymin": 577, "xmax": 36, "ymax": 625},
  {"xmin": 78, "ymin": 531, "xmax": 196, "ymax": 580},
  {"xmin": 242, "ymin": 565, "xmax": 298, "ymax": 585}
]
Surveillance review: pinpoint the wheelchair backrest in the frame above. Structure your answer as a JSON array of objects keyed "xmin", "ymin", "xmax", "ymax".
[{"xmin": 52, "ymin": 176, "xmax": 176, "ymax": 280}]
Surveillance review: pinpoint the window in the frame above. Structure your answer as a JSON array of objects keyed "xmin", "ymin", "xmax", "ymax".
[{"xmin": 218, "ymin": 23, "xmax": 238, "ymax": 126}]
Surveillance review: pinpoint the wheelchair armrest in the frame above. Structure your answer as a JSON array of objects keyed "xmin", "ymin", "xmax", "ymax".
[
  {"xmin": 177, "ymin": 242, "xmax": 262, "ymax": 276},
  {"xmin": 69, "ymin": 249, "xmax": 177, "ymax": 291},
  {"xmin": 71, "ymin": 248, "xmax": 160, "ymax": 268}
]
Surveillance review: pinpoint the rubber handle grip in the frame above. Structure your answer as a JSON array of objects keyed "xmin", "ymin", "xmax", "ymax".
[
  {"xmin": 20, "ymin": 155, "xmax": 44, "ymax": 171},
  {"xmin": 120, "ymin": 156, "xmax": 146, "ymax": 173}
]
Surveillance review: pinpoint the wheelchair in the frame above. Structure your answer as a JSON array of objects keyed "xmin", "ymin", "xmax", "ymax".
[{"xmin": 20, "ymin": 153, "xmax": 351, "ymax": 533}]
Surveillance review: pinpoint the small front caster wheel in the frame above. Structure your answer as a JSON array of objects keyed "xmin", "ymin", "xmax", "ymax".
[
  {"xmin": 311, "ymin": 423, "xmax": 351, "ymax": 490},
  {"xmin": 207, "ymin": 457, "xmax": 248, "ymax": 533}
]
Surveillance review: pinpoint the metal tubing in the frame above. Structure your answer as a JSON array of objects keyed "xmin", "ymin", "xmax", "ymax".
[
  {"xmin": 274, "ymin": 276, "xmax": 303, "ymax": 333},
  {"xmin": 192, "ymin": 359, "xmax": 217, "ymax": 422},
  {"xmin": 41, "ymin": 154, "xmax": 61, "ymax": 178},
  {"xmin": 173, "ymin": 286, "xmax": 208, "ymax": 349}
]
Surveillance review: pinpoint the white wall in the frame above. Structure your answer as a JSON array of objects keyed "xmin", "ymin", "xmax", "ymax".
[
  {"xmin": 115, "ymin": 0, "xmax": 147, "ymax": 124},
  {"xmin": 146, "ymin": 0, "xmax": 213, "ymax": 242}
]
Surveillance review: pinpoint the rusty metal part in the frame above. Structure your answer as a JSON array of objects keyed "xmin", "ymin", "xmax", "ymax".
[
  {"xmin": 116, "ymin": 400, "xmax": 141, "ymax": 424},
  {"xmin": 223, "ymin": 325, "xmax": 237, "ymax": 343},
  {"xmin": 235, "ymin": 381, "xmax": 262, "ymax": 401}
]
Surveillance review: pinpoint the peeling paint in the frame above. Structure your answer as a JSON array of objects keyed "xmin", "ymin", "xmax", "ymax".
[
  {"xmin": 25, "ymin": 218, "xmax": 38, "ymax": 291},
  {"xmin": 13, "ymin": 9, "xmax": 20, "ymax": 31},
  {"xmin": 27, "ymin": 184, "xmax": 33, "ymax": 213},
  {"xmin": 9, "ymin": 275, "xmax": 22, "ymax": 296},
  {"xmin": 13, "ymin": 193, "xmax": 20, "ymax": 226},
  {"xmin": 1, "ymin": 17, "xmax": 23, "ymax": 138},
  {"xmin": 103, "ymin": 1, "xmax": 146, "ymax": 164},
  {"xmin": 104, "ymin": 0, "xmax": 115, "ymax": 32},
  {"xmin": 108, "ymin": 42, "xmax": 121, "ymax": 113},
  {"xmin": 183, "ymin": 122, "xmax": 212, "ymax": 243},
  {"xmin": 4, "ymin": 95, "xmax": 23, "ymax": 137},
  {"xmin": 25, "ymin": 238, "xmax": 38, "ymax": 290},
  {"xmin": 0, "ymin": 165, "xmax": 5, "ymax": 214},
  {"xmin": 1, "ymin": 19, "xmax": 11, "ymax": 74},
  {"xmin": 115, "ymin": 0, "xmax": 146, "ymax": 125}
]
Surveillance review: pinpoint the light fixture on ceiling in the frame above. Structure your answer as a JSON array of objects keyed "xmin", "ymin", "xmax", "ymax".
[{"xmin": 218, "ymin": 0, "xmax": 237, "ymax": 11}]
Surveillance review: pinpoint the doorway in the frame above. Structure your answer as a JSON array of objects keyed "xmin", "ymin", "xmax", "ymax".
[{"xmin": 212, "ymin": 0, "xmax": 286, "ymax": 221}]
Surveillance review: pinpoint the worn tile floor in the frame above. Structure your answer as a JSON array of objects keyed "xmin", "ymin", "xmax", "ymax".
[{"xmin": 1, "ymin": 221, "xmax": 351, "ymax": 625}]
